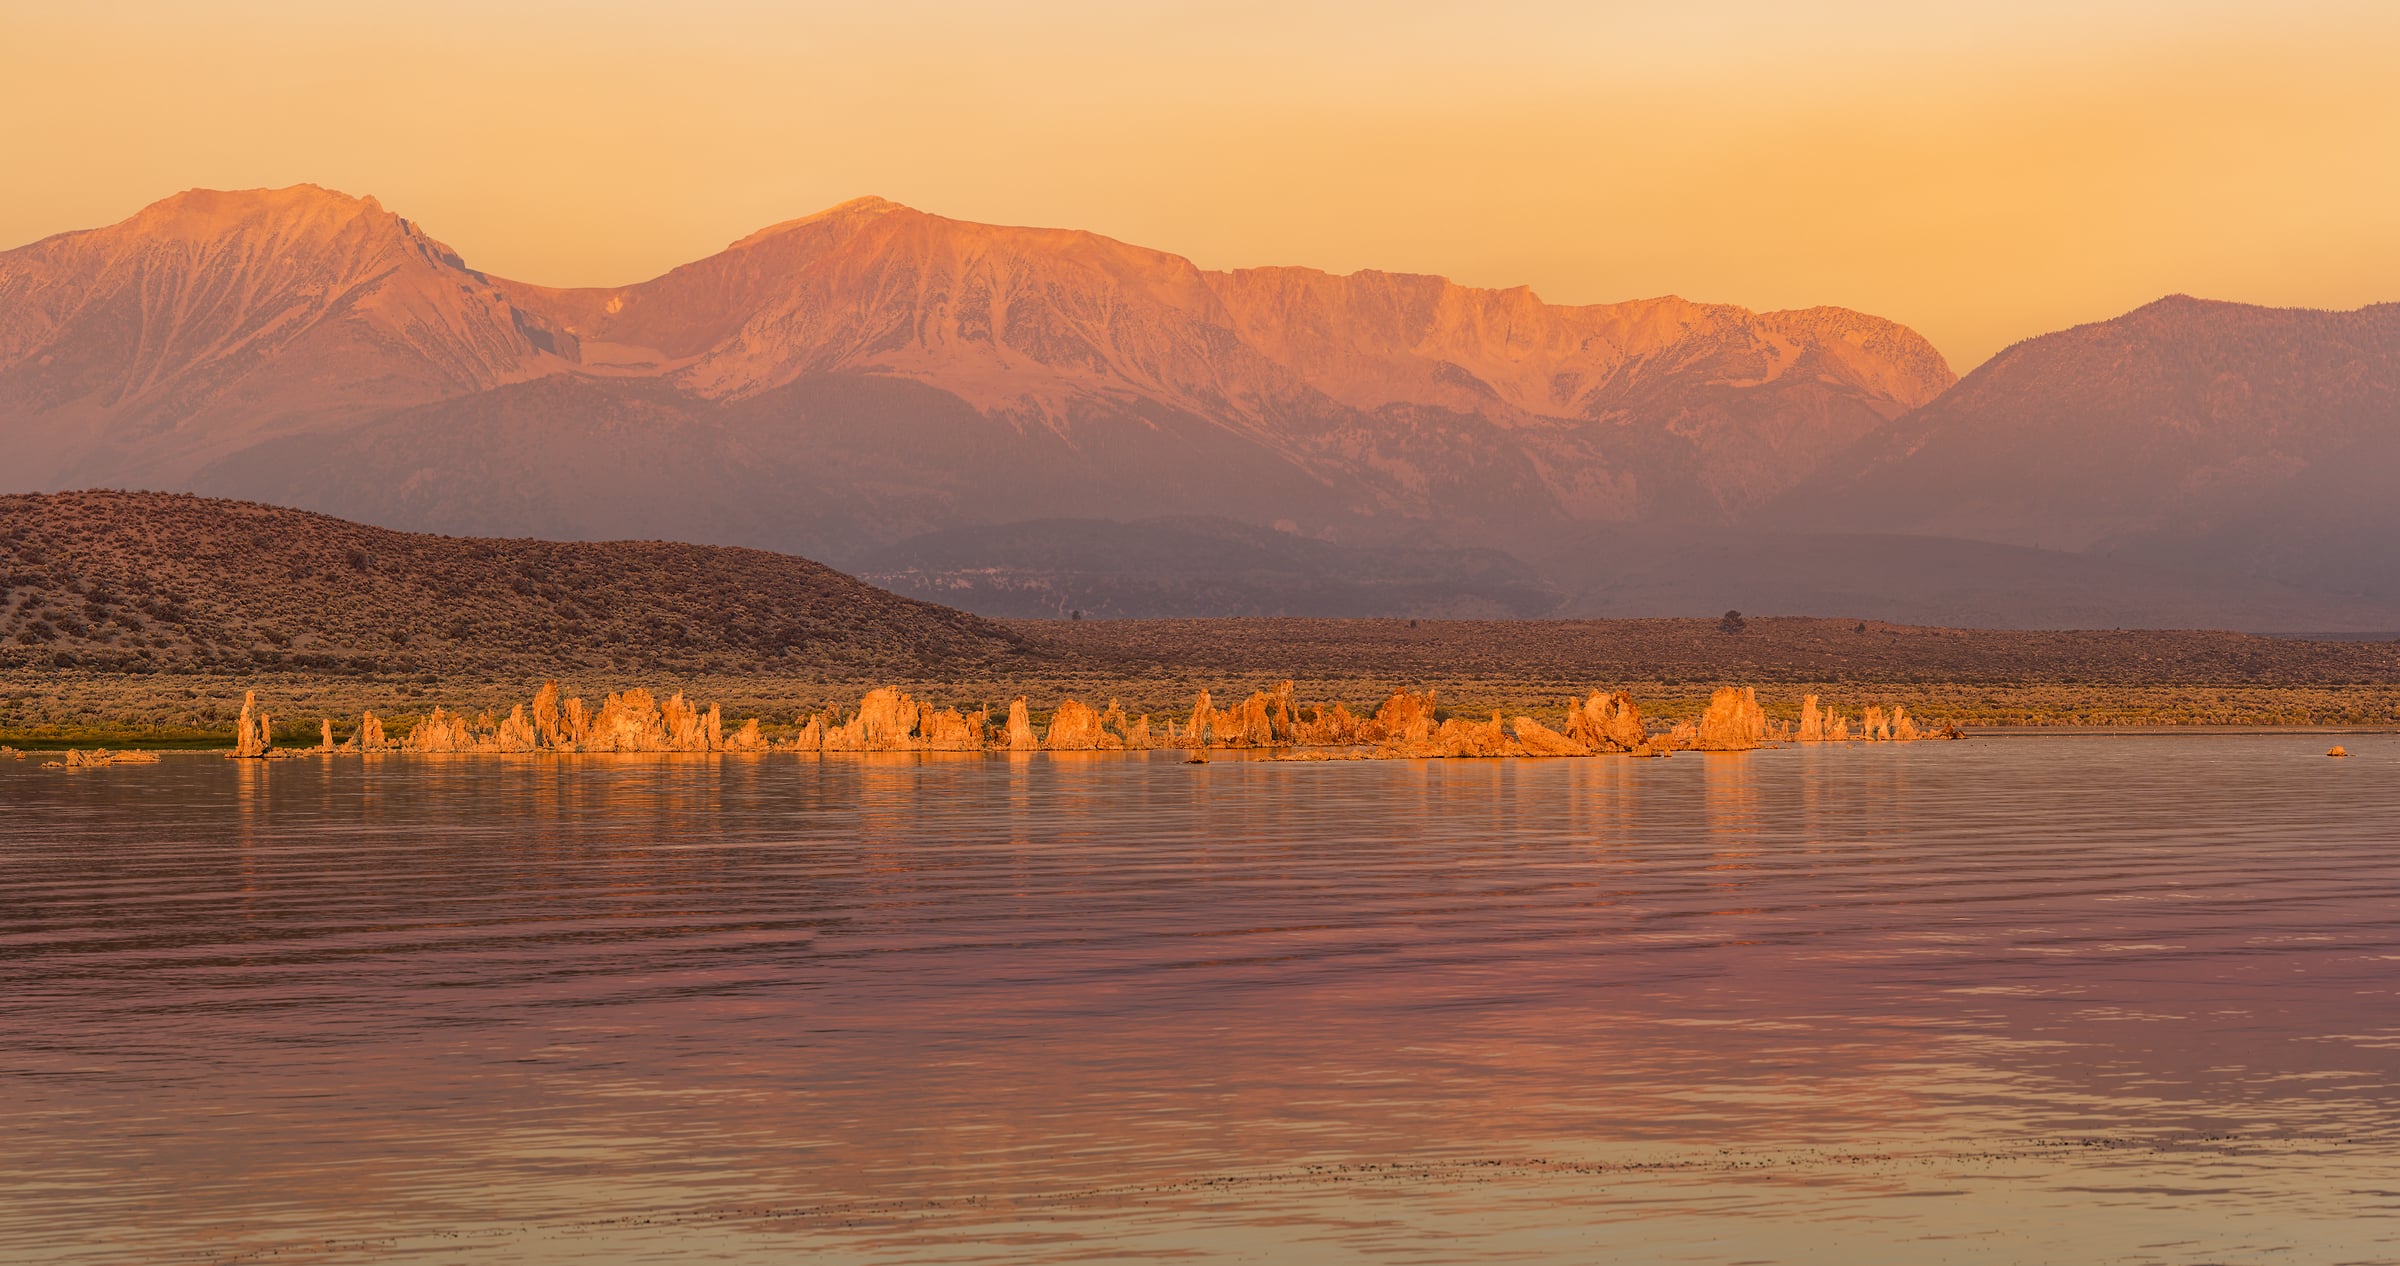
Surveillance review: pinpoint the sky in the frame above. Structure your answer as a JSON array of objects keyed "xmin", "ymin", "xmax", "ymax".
[{"xmin": 4, "ymin": 0, "xmax": 2397, "ymax": 371}]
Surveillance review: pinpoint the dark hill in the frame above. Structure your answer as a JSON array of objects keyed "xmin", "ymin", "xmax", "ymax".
[{"xmin": 0, "ymin": 491, "xmax": 1027, "ymax": 675}]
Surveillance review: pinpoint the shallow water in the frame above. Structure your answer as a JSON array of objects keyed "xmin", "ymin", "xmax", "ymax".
[{"xmin": 3, "ymin": 737, "xmax": 2397, "ymax": 1264}]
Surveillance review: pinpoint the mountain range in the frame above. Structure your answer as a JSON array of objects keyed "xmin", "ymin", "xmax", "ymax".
[{"xmin": 4, "ymin": 185, "xmax": 2396, "ymax": 629}]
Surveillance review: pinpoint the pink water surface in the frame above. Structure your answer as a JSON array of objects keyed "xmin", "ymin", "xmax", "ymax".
[{"xmin": 3, "ymin": 736, "xmax": 2396, "ymax": 1263}]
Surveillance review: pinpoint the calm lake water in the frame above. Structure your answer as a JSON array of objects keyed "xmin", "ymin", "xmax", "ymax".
[{"xmin": 3, "ymin": 738, "xmax": 2397, "ymax": 1264}]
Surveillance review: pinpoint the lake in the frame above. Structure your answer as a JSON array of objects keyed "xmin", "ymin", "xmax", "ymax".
[{"xmin": 3, "ymin": 737, "xmax": 2396, "ymax": 1263}]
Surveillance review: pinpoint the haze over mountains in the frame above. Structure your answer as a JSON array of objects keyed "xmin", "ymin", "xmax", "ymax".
[
  {"xmin": 1784, "ymin": 297, "xmax": 2400, "ymax": 605},
  {"xmin": 4, "ymin": 185, "xmax": 2397, "ymax": 629}
]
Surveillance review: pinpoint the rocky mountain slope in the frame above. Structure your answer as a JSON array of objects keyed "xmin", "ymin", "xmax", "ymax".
[
  {"xmin": 0, "ymin": 187, "xmax": 574, "ymax": 490},
  {"xmin": 1, "ymin": 186, "xmax": 1952, "ymax": 562},
  {"xmin": 0, "ymin": 491, "xmax": 1027, "ymax": 674},
  {"xmin": 1782, "ymin": 297, "xmax": 2400, "ymax": 595},
  {"xmin": 13, "ymin": 187, "xmax": 2400, "ymax": 628}
]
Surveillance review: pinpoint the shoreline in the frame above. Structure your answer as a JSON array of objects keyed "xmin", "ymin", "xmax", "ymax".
[
  {"xmin": 19, "ymin": 679, "xmax": 2394, "ymax": 760},
  {"xmin": 10, "ymin": 614, "xmax": 2400, "ymax": 746},
  {"xmin": 9, "ymin": 679, "xmax": 2400, "ymax": 748},
  {"xmin": 10, "ymin": 728, "xmax": 2388, "ymax": 763}
]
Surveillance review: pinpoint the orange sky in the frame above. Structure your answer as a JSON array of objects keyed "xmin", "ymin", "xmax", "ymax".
[{"xmin": 5, "ymin": 0, "xmax": 2397, "ymax": 371}]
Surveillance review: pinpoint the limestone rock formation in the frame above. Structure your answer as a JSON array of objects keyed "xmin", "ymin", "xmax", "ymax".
[
  {"xmin": 197, "ymin": 680, "xmax": 1960, "ymax": 764},
  {"xmin": 1005, "ymin": 697, "xmax": 1040, "ymax": 751},
  {"xmin": 494, "ymin": 704, "xmax": 536, "ymax": 752},
  {"xmin": 1891, "ymin": 707, "xmax": 1920, "ymax": 742},
  {"xmin": 656, "ymin": 693, "xmax": 718, "ymax": 751},
  {"xmin": 1373, "ymin": 709, "xmax": 1521, "ymax": 758},
  {"xmin": 1044, "ymin": 699, "xmax": 1123, "ymax": 751},
  {"xmin": 1435, "ymin": 713, "xmax": 1523, "ymax": 758},
  {"xmin": 1121, "ymin": 712, "xmax": 1155, "ymax": 749},
  {"xmin": 532, "ymin": 681, "xmax": 567, "ymax": 747},
  {"xmin": 825, "ymin": 687, "xmax": 926, "ymax": 751},
  {"xmin": 1181, "ymin": 683, "xmax": 1294, "ymax": 748},
  {"xmin": 786, "ymin": 715, "xmax": 827, "ymax": 752},
  {"xmin": 1798, "ymin": 695, "xmax": 1825, "ymax": 743},
  {"xmin": 1370, "ymin": 690, "xmax": 1438, "ymax": 745},
  {"xmin": 44, "ymin": 748, "xmax": 162, "ymax": 769},
  {"xmin": 1686, "ymin": 687, "xmax": 1769, "ymax": 751},
  {"xmin": 585, "ymin": 690, "xmax": 655, "ymax": 751},
  {"xmin": 1181, "ymin": 690, "xmax": 1214, "ymax": 747},
  {"xmin": 1860, "ymin": 705, "xmax": 1891, "ymax": 742},
  {"xmin": 1215, "ymin": 692, "xmax": 1277, "ymax": 747},
  {"xmin": 1786, "ymin": 696, "xmax": 1920, "ymax": 745},
  {"xmin": 1510, "ymin": 716, "xmax": 1591, "ymax": 757},
  {"xmin": 917, "ymin": 703, "xmax": 985, "ymax": 751},
  {"xmin": 726, "ymin": 717, "xmax": 768, "ymax": 752},
  {"xmin": 402, "ymin": 706, "xmax": 474, "ymax": 753},
  {"xmin": 1091, "ymin": 699, "xmax": 1153, "ymax": 750},
  {"xmin": 231, "ymin": 690, "xmax": 272, "ymax": 758},
  {"xmin": 1265, "ymin": 681, "xmax": 1300, "ymax": 742},
  {"xmin": 1563, "ymin": 690, "xmax": 1646, "ymax": 752},
  {"xmin": 376, "ymin": 684, "xmax": 764, "ymax": 754},
  {"xmin": 1292, "ymin": 702, "xmax": 1365, "ymax": 746}
]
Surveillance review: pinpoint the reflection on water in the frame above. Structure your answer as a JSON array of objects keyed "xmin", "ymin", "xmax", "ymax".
[{"xmin": 4, "ymin": 737, "xmax": 2399, "ymax": 1264}]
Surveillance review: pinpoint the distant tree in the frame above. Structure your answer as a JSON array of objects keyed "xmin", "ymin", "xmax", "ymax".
[
  {"xmin": 1070, "ymin": 609, "xmax": 1084, "ymax": 621},
  {"xmin": 1719, "ymin": 609, "xmax": 1747, "ymax": 635}
]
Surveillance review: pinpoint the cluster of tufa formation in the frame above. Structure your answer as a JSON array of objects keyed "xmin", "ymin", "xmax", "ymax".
[
  {"xmin": 218, "ymin": 682, "xmax": 1959, "ymax": 760},
  {"xmin": 42, "ymin": 748, "xmax": 163, "ymax": 769},
  {"xmin": 1795, "ymin": 694, "xmax": 1931, "ymax": 743},
  {"xmin": 231, "ymin": 690, "xmax": 275, "ymax": 758},
  {"xmin": 1662, "ymin": 687, "xmax": 1771, "ymax": 751},
  {"xmin": 222, "ymin": 682, "xmax": 772, "ymax": 757},
  {"xmin": 759, "ymin": 682, "xmax": 1849, "ymax": 758},
  {"xmin": 397, "ymin": 683, "xmax": 773, "ymax": 754},
  {"xmin": 784, "ymin": 687, "xmax": 993, "ymax": 752},
  {"xmin": 1359, "ymin": 688, "xmax": 1653, "ymax": 759}
]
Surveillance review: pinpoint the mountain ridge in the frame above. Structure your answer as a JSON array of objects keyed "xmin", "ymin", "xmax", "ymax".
[
  {"xmin": 10, "ymin": 186, "xmax": 2400, "ymax": 629},
  {"xmin": 0, "ymin": 184, "xmax": 576, "ymax": 489},
  {"xmin": 1780, "ymin": 294, "xmax": 2400, "ymax": 557},
  {"xmin": 2, "ymin": 185, "xmax": 1954, "ymax": 543}
]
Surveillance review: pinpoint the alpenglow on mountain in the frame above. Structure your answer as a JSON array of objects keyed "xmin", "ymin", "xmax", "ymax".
[
  {"xmin": 8, "ymin": 185, "xmax": 2400, "ymax": 629},
  {"xmin": 0, "ymin": 186, "xmax": 1950, "ymax": 552}
]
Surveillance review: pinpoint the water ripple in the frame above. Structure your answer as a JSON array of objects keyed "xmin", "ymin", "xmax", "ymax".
[{"xmin": 2, "ymin": 736, "xmax": 2397, "ymax": 1263}]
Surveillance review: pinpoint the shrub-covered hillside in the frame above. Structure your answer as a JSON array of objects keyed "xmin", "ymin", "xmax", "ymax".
[{"xmin": 0, "ymin": 491, "xmax": 1029, "ymax": 676}]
